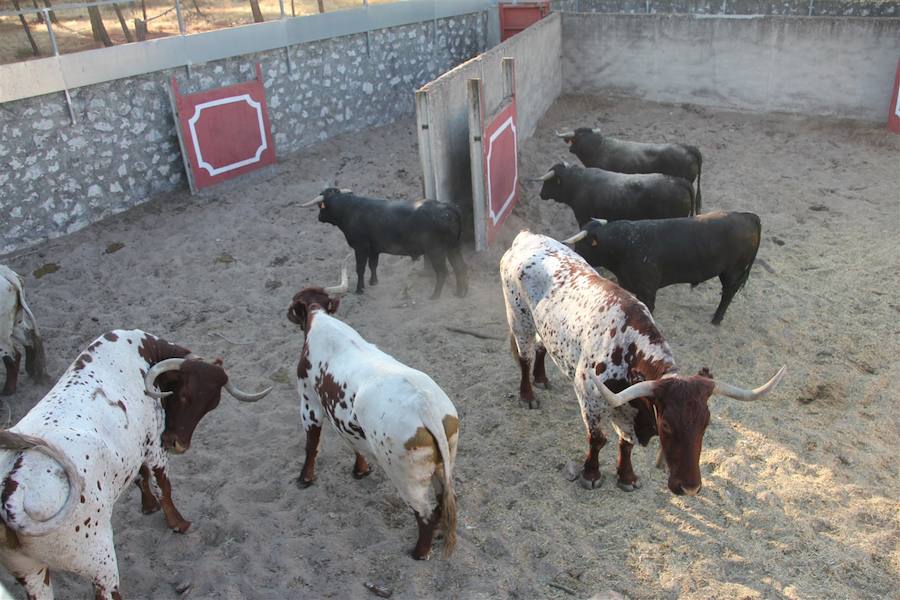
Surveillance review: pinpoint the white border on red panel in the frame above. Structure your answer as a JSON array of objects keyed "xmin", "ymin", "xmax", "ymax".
[
  {"xmin": 187, "ymin": 94, "xmax": 268, "ymax": 176},
  {"xmin": 895, "ymin": 86, "xmax": 900, "ymax": 118},
  {"xmin": 485, "ymin": 115, "xmax": 518, "ymax": 226}
]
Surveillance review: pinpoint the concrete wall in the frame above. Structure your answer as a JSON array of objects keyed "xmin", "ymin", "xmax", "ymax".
[
  {"xmin": 417, "ymin": 12, "xmax": 562, "ymax": 223},
  {"xmin": 563, "ymin": 14, "xmax": 900, "ymax": 120},
  {"xmin": 0, "ymin": 12, "xmax": 488, "ymax": 255},
  {"xmin": 551, "ymin": 0, "xmax": 899, "ymax": 16}
]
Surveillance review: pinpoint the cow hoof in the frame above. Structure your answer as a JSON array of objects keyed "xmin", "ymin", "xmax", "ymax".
[
  {"xmin": 296, "ymin": 476, "xmax": 315, "ymax": 489},
  {"xmin": 355, "ymin": 289, "xmax": 365, "ymax": 295},
  {"xmin": 522, "ymin": 398, "xmax": 540, "ymax": 409},
  {"xmin": 534, "ymin": 379, "xmax": 551, "ymax": 390},
  {"xmin": 411, "ymin": 549, "xmax": 432, "ymax": 561},
  {"xmin": 430, "ymin": 293, "xmax": 442, "ymax": 300},
  {"xmin": 711, "ymin": 316, "xmax": 723, "ymax": 326},
  {"xmin": 141, "ymin": 503, "xmax": 161, "ymax": 515},
  {"xmin": 616, "ymin": 480, "xmax": 642, "ymax": 492},
  {"xmin": 172, "ymin": 520, "xmax": 191, "ymax": 534},
  {"xmin": 455, "ymin": 288, "xmax": 468, "ymax": 298},
  {"xmin": 370, "ymin": 279, "xmax": 378, "ymax": 286},
  {"xmin": 352, "ymin": 468, "xmax": 371, "ymax": 480},
  {"xmin": 578, "ymin": 472, "xmax": 604, "ymax": 490}
]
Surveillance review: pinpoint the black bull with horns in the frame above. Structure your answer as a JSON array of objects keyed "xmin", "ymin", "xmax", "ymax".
[
  {"xmin": 556, "ymin": 128, "xmax": 703, "ymax": 214},
  {"xmin": 302, "ymin": 188, "xmax": 469, "ymax": 299}
]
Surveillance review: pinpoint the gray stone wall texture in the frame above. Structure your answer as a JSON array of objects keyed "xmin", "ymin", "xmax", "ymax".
[
  {"xmin": 552, "ymin": 0, "xmax": 899, "ymax": 16},
  {"xmin": 0, "ymin": 12, "xmax": 487, "ymax": 255}
]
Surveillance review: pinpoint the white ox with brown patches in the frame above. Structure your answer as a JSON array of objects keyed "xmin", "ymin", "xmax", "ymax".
[
  {"xmin": 287, "ymin": 271, "xmax": 459, "ymax": 560},
  {"xmin": 501, "ymin": 231, "xmax": 785, "ymax": 495},
  {"xmin": 0, "ymin": 329, "xmax": 270, "ymax": 599},
  {"xmin": 0, "ymin": 265, "xmax": 48, "ymax": 395}
]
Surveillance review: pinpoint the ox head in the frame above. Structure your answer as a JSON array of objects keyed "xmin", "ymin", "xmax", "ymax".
[
  {"xmin": 560, "ymin": 219, "xmax": 608, "ymax": 248},
  {"xmin": 299, "ymin": 187, "xmax": 353, "ymax": 225},
  {"xmin": 535, "ymin": 162, "xmax": 573, "ymax": 202},
  {"xmin": 555, "ymin": 127, "xmax": 601, "ymax": 157},
  {"xmin": 287, "ymin": 256, "xmax": 350, "ymax": 332},
  {"xmin": 597, "ymin": 366, "xmax": 786, "ymax": 496},
  {"xmin": 144, "ymin": 358, "xmax": 272, "ymax": 454}
]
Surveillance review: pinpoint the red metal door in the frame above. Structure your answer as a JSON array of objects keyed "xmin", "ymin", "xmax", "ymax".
[
  {"xmin": 499, "ymin": 1, "xmax": 551, "ymax": 42},
  {"xmin": 483, "ymin": 100, "xmax": 519, "ymax": 244},
  {"xmin": 170, "ymin": 64, "xmax": 277, "ymax": 192}
]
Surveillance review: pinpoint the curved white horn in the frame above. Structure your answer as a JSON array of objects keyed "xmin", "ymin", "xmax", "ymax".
[
  {"xmin": 555, "ymin": 129, "xmax": 575, "ymax": 138},
  {"xmin": 560, "ymin": 230, "xmax": 589, "ymax": 245},
  {"xmin": 595, "ymin": 379, "xmax": 658, "ymax": 408},
  {"xmin": 591, "ymin": 218, "xmax": 608, "ymax": 226},
  {"xmin": 339, "ymin": 188, "xmax": 352, "ymax": 194},
  {"xmin": 591, "ymin": 128, "xmax": 602, "ymax": 134},
  {"xmin": 300, "ymin": 194, "xmax": 324, "ymax": 208},
  {"xmin": 713, "ymin": 365, "xmax": 787, "ymax": 401},
  {"xmin": 224, "ymin": 380, "xmax": 272, "ymax": 403},
  {"xmin": 144, "ymin": 358, "xmax": 185, "ymax": 398},
  {"xmin": 538, "ymin": 169, "xmax": 555, "ymax": 182},
  {"xmin": 323, "ymin": 253, "xmax": 352, "ymax": 295}
]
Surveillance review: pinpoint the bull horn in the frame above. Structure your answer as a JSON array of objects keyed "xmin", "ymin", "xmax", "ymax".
[
  {"xmin": 323, "ymin": 253, "xmax": 352, "ymax": 295},
  {"xmin": 537, "ymin": 169, "xmax": 555, "ymax": 182},
  {"xmin": 300, "ymin": 194, "xmax": 324, "ymax": 208},
  {"xmin": 595, "ymin": 379, "xmax": 658, "ymax": 408},
  {"xmin": 339, "ymin": 188, "xmax": 352, "ymax": 194},
  {"xmin": 560, "ymin": 230, "xmax": 589, "ymax": 245},
  {"xmin": 144, "ymin": 358, "xmax": 185, "ymax": 398},
  {"xmin": 591, "ymin": 128, "xmax": 602, "ymax": 134},
  {"xmin": 591, "ymin": 218, "xmax": 608, "ymax": 226},
  {"xmin": 224, "ymin": 380, "xmax": 272, "ymax": 403},
  {"xmin": 555, "ymin": 129, "xmax": 575, "ymax": 138},
  {"xmin": 713, "ymin": 365, "xmax": 786, "ymax": 401}
]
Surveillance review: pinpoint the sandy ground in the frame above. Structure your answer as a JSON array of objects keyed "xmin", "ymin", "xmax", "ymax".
[{"xmin": 0, "ymin": 94, "xmax": 898, "ymax": 599}]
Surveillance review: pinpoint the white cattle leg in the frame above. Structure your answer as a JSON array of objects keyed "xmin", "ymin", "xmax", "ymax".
[
  {"xmin": 574, "ymin": 369, "xmax": 610, "ymax": 490},
  {"xmin": 13, "ymin": 567, "xmax": 54, "ymax": 600},
  {"xmin": 297, "ymin": 385, "xmax": 324, "ymax": 487},
  {"xmin": 383, "ymin": 445, "xmax": 440, "ymax": 560},
  {"xmin": 64, "ymin": 521, "xmax": 121, "ymax": 600},
  {"xmin": 502, "ymin": 282, "xmax": 539, "ymax": 409},
  {"xmin": 144, "ymin": 445, "xmax": 190, "ymax": 533}
]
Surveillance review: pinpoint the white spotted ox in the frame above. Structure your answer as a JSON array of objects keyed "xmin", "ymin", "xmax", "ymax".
[
  {"xmin": 287, "ymin": 268, "xmax": 459, "ymax": 560},
  {"xmin": 500, "ymin": 231, "xmax": 785, "ymax": 495},
  {"xmin": 0, "ymin": 329, "xmax": 271, "ymax": 599},
  {"xmin": 0, "ymin": 265, "xmax": 48, "ymax": 395}
]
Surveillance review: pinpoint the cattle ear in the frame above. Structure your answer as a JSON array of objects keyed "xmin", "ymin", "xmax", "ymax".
[
  {"xmin": 326, "ymin": 297, "xmax": 341, "ymax": 314},
  {"xmin": 697, "ymin": 367, "xmax": 714, "ymax": 379}
]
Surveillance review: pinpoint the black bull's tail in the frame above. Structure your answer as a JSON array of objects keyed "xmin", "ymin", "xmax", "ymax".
[
  {"xmin": 735, "ymin": 213, "xmax": 762, "ymax": 294},
  {"xmin": 686, "ymin": 145, "xmax": 702, "ymax": 214}
]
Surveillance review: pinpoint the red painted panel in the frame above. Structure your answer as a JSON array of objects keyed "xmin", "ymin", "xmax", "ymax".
[
  {"xmin": 483, "ymin": 100, "xmax": 519, "ymax": 244},
  {"xmin": 889, "ymin": 58, "xmax": 900, "ymax": 135},
  {"xmin": 499, "ymin": 2, "xmax": 550, "ymax": 42},
  {"xmin": 171, "ymin": 64, "xmax": 277, "ymax": 191}
]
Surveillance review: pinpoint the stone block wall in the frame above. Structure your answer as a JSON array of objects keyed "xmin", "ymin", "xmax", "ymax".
[{"xmin": 0, "ymin": 12, "xmax": 487, "ymax": 254}]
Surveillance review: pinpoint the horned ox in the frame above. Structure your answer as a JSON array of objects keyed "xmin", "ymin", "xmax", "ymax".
[
  {"xmin": 562, "ymin": 211, "xmax": 762, "ymax": 324},
  {"xmin": 287, "ymin": 265, "xmax": 458, "ymax": 560},
  {"xmin": 301, "ymin": 188, "xmax": 468, "ymax": 298},
  {"xmin": 556, "ymin": 127, "xmax": 703, "ymax": 213},
  {"xmin": 500, "ymin": 231, "xmax": 785, "ymax": 495},
  {"xmin": 0, "ymin": 265, "xmax": 48, "ymax": 395},
  {"xmin": 0, "ymin": 329, "xmax": 270, "ymax": 599},
  {"xmin": 535, "ymin": 162, "xmax": 695, "ymax": 225}
]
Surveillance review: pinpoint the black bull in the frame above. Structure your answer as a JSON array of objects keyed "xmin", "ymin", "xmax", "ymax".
[
  {"xmin": 537, "ymin": 162, "xmax": 694, "ymax": 226},
  {"xmin": 304, "ymin": 188, "xmax": 468, "ymax": 298},
  {"xmin": 563, "ymin": 211, "xmax": 761, "ymax": 325},
  {"xmin": 558, "ymin": 128, "xmax": 703, "ymax": 213}
]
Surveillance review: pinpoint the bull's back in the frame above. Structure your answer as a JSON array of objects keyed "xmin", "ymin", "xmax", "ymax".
[{"xmin": 593, "ymin": 139, "xmax": 696, "ymax": 180}]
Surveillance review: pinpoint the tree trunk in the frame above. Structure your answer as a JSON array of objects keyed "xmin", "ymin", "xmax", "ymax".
[
  {"xmin": 249, "ymin": 0, "xmax": 264, "ymax": 22},
  {"xmin": 12, "ymin": 0, "xmax": 40, "ymax": 56},
  {"xmin": 42, "ymin": 0, "xmax": 59, "ymax": 23},
  {"xmin": 317, "ymin": 0, "xmax": 325, "ymax": 13},
  {"xmin": 113, "ymin": 3, "xmax": 134, "ymax": 42},
  {"xmin": 88, "ymin": 6, "xmax": 114, "ymax": 46},
  {"xmin": 192, "ymin": 0, "xmax": 204, "ymax": 16}
]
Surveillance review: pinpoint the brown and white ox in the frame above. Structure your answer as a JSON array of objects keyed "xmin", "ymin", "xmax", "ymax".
[
  {"xmin": 0, "ymin": 329, "xmax": 271, "ymax": 599},
  {"xmin": 500, "ymin": 231, "xmax": 785, "ymax": 495},
  {"xmin": 287, "ymin": 265, "xmax": 459, "ymax": 560}
]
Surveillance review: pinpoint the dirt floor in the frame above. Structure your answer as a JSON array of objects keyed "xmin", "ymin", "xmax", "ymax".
[{"xmin": 0, "ymin": 94, "xmax": 898, "ymax": 599}]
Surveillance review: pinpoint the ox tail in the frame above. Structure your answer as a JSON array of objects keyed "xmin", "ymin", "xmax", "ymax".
[
  {"xmin": 0, "ymin": 431, "xmax": 84, "ymax": 537},
  {"xmin": 685, "ymin": 145, "xmax": 702, "ymax": 214},
  {"xmin": 0, "ymin": 269, "xmax": 48, "ymax": 383},
  {"xmin": 419, "ymin": 404, "xmax": 457, "ymax": 558},
  {"xmin": 735, "ymin": 214, "xmax": 762, "ymax": 294}
]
